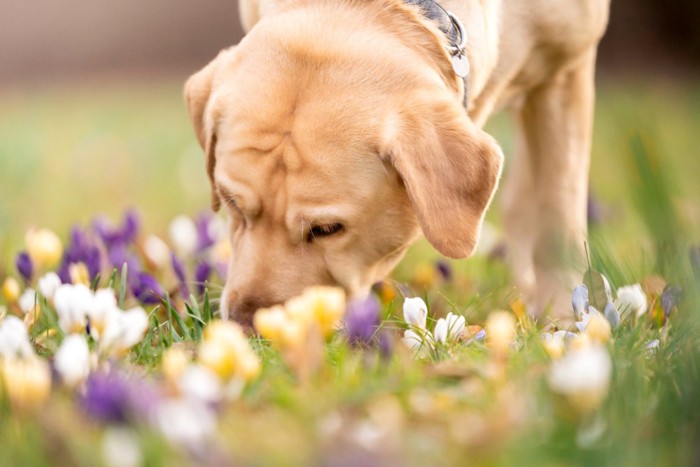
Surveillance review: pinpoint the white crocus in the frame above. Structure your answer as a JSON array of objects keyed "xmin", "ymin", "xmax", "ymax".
[
  {"xmin": 445, "ymin": 312, "xmax": 466, "ymax": 338},
  {"xmin": 100, "ymin": 307, "xmax": 149, "ymax": 356},
  {"xmin": 615, "ymin": 284, "xmax": 647, "ymax": 318},
  {"xmin": 433, "ymin": 319, "xmax": 448, "ymax": 344},
  {"xmin": 433, "ymin": 312, "xmax": 466, "ymax": 344},
  {"xmin": 0, "ymin": 315, "xmax": 34, "ymax": 359},
  {"xmin": 89, "ymin": 289, "xmax": 120, "ymax": 341},
  {"xmin": 541, "ymin": 330, "xmax": 577, "ymax": 359},
  {"xmin": 402, "ymin": 329, "xmax": 433, "ymax": 354},
  {"xmin": 154, "ymin": 398, "xmax": 217, "ymax": 447},
  {"xmin": 548, "ymin": 344, "xmax": 612, "ymax": 415},
  {"xmin": 177, "ymin": 364, "xmax": 222, "ymax": 404},
  {"xmin": 18, "ymin": 288, "xmax": 37, "ymax": 314},
  {"xmin": 38, "ymin": 272, "xmax": 62, "ymax": 301},
  {"xmin": 102, "ymin": 427, "xmax": 143, "ymax": 467},
  {"xmin": 54, "ymin": 334, "xmax": 91, "ymax": 387},
  {"xmin": 53, "ymin": 283, "xmax": 93, "ymax": 334},
  {"xmin": 169, "ymin": 215, "xmax": 198, "ymax": 256},
  {"xmin": 403, "ymin": 297, "xmax": 428, "ymax": 330},
  {"xmin": 142, "ymin": 234, "xmax": 171, "ymax": 270}
]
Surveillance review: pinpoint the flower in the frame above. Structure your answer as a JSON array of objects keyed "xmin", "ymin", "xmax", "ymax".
[
  {"xmin": 53, "ymin": 283, "xmax": 92, "ymax": 334},
  {"xmin": 54, "ymin": 334, "xmax": 91, "ymax": 387},
  {"xmin": 130, "ymin": 272, "xmax": 165, "ymax": 305},
  {"xmin": 93, "ymin": 210, "xmax": 140, "ymax": 248},
  {"xmin": 571, "ymin": 285, "xmax": 589, "ymax": 321},
  {"xmin": 253, "ymin": 305, "xmax": 289, "ymax": 345},
  {"xmin": 169, "ymin": 215, "xmax": 198, "ymax": 256},
  {"xmin": 435, "ymin": 260, "xmax": 452, "ymax": 282},
  {"xmin": 108, "ymin": 245, "xmax": 140, "ymax": 278},
  {"xmin": 403, "ymin": 297, "xmax": 428, "ymax": 330},
  {"xmin": 401, "ymin": 329, "xmax": 429, "ymax": 352},
  {"xmin": 548, "ymin": 344, "xmax": 612, "ymax": 415},
  {"xmin": 15, "ymin": 251, "xmax": 33, "ymax": 283},
  {"xmin": 153, "ymin": 398, "xmax": 217, "ymax": 447},
  {"xmin": 198, "ymin": 320, "xmax": 260, "ymax": 382},
  {"xmin": 58, "ymin": 227, "xmax": 101, "ymax": 283},
  {"xmin": 170, "ymin": 253, "xmax": 189, "ymax": 299},
  {"xmin": 194, "ymin": 262, "xmax": 212, "ymax": 296},
  {"xmin": 485, "ymin": 311, "xmax": 516, "ymax": 354},
  {"xmin": 541, "ymin": 330, "xmax": 576, "ymax": 359},
  {"xmin": 344, "ymin": 296, "xmax": 381, "ymax": 346},
  {"xmin": 603, "ymin": 302, "xmax": 620, "ymax": 330},
  {"xmin": 195, "ymin": 212, "xmax": 218, "ymax": 252},
  {"xmin": 102, "ymin": 427, "xmax": 143, "ymax": 467},
  {"xmin": 88, "ymin": 289, "xmax": 119, "ymax": 340},
  {"xmin": 69, "ymin": 262, "xmax": 90, "ymax": 286},
  {"xmin": 0, "ymin": 356, "xmax": 51, "ymax": 411},
  {"xmin": 0, "ymin": 315, "xmax": 34, "ymax": 359},
  {"xmin": 25, "ymin": 228, "xmax": 63, "ymax": 269},
  {"xmin": 433, "ymin": 312, "xmax": 466, "ymax": 344},
  {"xmin": 1, "ymin": 277, "xmax": 20, "ymax": 303},
  {"xmin": 38, "ymin": 272, "xmax": 62, "ymax": 301},
  {"xmin": 79, "ymin": 370, "xmax": 156, "ymax": 424},
  {"xmin": 161, "ymin": 346, "xmax": 190, "ymax": 381},
  {"xmin": 99, "ymin": 306, "xmax": 150, "ymax": 356},
  {"xmin": 142, "ymin": 234, "xmax": 170, "ymax": 270},
  {"xmin": 661, "ymin": 285, "xmax": 681, "ymax": 319},
  {"xmin": 285, "ymin": 286, "xmax": 346, "ymax": 337},
  {"xmin": 177, "ymin": 364, "xmax": 222, "ymax": 404},
  {"xmin": 615, "ymin": 284, "xmax": 647, "ymax": 318},
  {"xmin": 18, "ymin": 288, "xmax": 37, "ymax": 314},
  {"xmin": 575, "ymin": 308, "xmax": 611, "ymax": 344}
]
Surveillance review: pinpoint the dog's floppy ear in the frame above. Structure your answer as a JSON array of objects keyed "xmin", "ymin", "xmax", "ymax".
[
  {"xmin": 382, "ymin": 94, "xmax": 503, "ymax": 258},
  {"xmin": 184, "ymin": 49, "xmax": 234, "ymax": 211}
]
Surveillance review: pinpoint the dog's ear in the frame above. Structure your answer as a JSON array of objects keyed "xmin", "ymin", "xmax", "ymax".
[
  {"xmin": 184, "ymin": 49, "xmax": 234, "ymax": 211},
  {"xmin": 382, "ymin": 95, "xmax": 503, "ymax": 258}
]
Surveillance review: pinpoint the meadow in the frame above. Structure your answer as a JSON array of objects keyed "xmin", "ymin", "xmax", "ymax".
[{"xmin": 0, "ymin": 76, "xmax": 698, "ymax": 466}]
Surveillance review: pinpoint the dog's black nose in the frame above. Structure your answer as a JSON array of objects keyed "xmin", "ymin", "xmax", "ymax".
[{"xmin": 227, "ymin": 296, "xmax": 280, "ymax": 332}]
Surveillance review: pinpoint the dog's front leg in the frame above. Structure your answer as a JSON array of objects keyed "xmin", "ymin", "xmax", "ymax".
[{"xmin": 504, "ymin": 48, "xmax": 598, "ymax": 324}]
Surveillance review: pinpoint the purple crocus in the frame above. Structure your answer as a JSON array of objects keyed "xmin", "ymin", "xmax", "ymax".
[
  {"xmin": 131, "ymin": 272, "xmax": 166, "ymax": 305},
  {"xmin": 15, "ymin": 251, "xmax": 33, "ymax": 283},
  {"xmin": 57, "ymin": 227, "xmax": 102, "ymax": 283},
  {"xmin": 171, "ymin": 253, "xmax": 190, "ymax": 299},
  {"xmin": 195, "ymin": 213, "xmax": 216, "ymax": 252},
  {"xmin": 435, "ymin": 260, "xmax": 452, "ymax": 282},
  {"xmin": 108, "ymin": 244, "xmax": 141, "ymax": 277},
  {"xmin": 93, "ymin": 209, "xmax": 140, "ymax": 249},
  {"xmin": 344, "ymin": 295, "xmax": 381, "ymax": 347},
  {"xmin": 194, "ymin": 261, "xmax": 212, "ymax": 296},
  {"xmin": 661, "ymin": 285, "xmax": 682, "ymax": 319},
  {"xmin": 79, "ymin": 370, "xmax": 158, "ymax": 425}
]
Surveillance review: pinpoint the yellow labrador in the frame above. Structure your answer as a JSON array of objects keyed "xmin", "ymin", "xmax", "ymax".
[{"xmin": 185, "ymin": 0, "xmax": 610, "ymax": 325}]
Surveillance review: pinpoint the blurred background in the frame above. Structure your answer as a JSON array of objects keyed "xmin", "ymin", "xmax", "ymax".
[{"xmin": 1, "ymin": 0, "xmax": 699, "ymax": 267}]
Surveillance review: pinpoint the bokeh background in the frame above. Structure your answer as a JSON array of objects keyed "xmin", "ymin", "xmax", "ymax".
[{"xmin": 1, "ymin": 0, "xmax": 699, "ymax": 268}]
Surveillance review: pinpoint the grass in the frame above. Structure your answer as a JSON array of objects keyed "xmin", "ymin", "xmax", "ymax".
[{"xmin": 0, "ymin": 76, "xmax": 699, "ymax": 465}]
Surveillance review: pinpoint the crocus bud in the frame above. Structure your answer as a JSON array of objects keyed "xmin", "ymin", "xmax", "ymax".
[
  {"xmin": 38, "ymin": 272, "xmax": 62, "ymax": 301},
  {"xmin": 54, "ymin": 334, "xmax": 91, "ymax": 387},
  {"xmin": 548, "ymin": 344, "xmax": 612, "ymax": 416},
  {"xmin": 485, "ymin": 311, "xmax": 516, "ymax": 354},
  {"xmin": 571, "ymin": 285, "xmax": 589, "ymax": 321},
  {"xmin": 403, "ymin": 297, "xmax": 428, "ymax": 330},
  {"xmin": 615, "ymin": 284, "xmax": 647, "ymax": 318},
  {"xmin": 169, "ymin": 215, "xmax": 198, "ymax": 256},
  {"xmin": 0, "ymin": 357, "xmax": 52, "ymax": 411},
  {"xmin": 162, "ymin": 346, "xmax": 190, "ymax": 382},
  {"xmin": 15, "ymin": 252, "xmax": 33, "ymax": 283},
  {"xmin": 25, "ymin": 228, "xmax": 63, "ymax": 269},
  {"xmin": 2, "ymin": 278, "xmax": 21, "ymax": 303}
]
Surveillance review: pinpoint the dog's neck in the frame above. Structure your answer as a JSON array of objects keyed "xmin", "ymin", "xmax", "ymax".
[{"xmin": 403, "ymin": 0, "xmax": 470, "ymax": 109}]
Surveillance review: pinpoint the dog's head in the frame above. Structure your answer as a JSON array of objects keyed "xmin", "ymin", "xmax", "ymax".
[{"xmin": 185, "ymin": 1, "xmax": 503, "ymax": 325}]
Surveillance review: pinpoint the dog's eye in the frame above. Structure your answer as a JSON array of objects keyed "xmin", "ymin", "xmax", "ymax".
[{"xmin": 307, "ymin": 223, "xmax": 344, "ymax": 242}]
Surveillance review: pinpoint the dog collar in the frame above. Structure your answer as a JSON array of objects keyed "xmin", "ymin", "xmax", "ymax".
[{"xmin": 404, "ymin": 0, "xmax": 470, "ymax": 109}]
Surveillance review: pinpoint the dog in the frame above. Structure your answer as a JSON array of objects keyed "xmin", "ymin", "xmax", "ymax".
[{"xmin": 185, "ymin": 0, "xmax": 610, "ymax": 326}]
